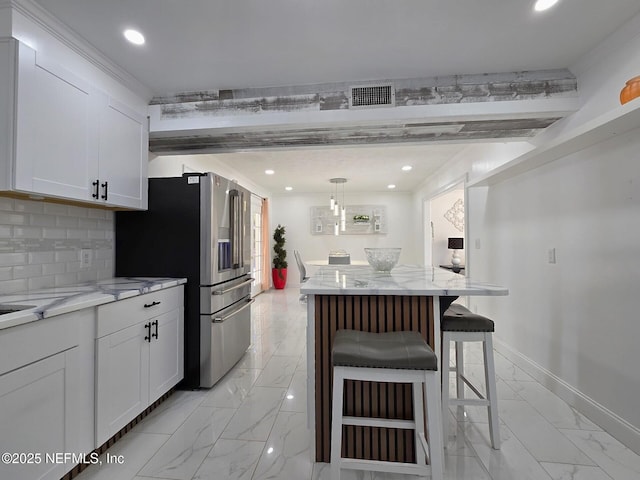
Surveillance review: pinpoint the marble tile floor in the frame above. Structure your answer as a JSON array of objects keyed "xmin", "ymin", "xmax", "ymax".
[{"xmin": 76, "ymin": 289, "xmax": 640, "ymax": 480}]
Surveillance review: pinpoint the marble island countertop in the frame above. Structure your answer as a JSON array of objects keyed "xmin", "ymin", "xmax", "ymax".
[
  {"xmin": 300, "ymin": 264, "xmax": 508, "ymax": 296},
  {"xmin": 0, "ymin": 277, "xmax": 187, "ymax": 331}
]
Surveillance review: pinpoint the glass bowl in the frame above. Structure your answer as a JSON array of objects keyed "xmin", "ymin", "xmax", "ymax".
[{"xmin": 364, "ymin": 248, "xmax": 401, "ymax": 272}]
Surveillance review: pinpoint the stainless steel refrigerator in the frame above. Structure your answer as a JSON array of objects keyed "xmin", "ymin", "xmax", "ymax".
[{"xmin": 115, "ymin": 173, "xmax": 253, "ymax": 388}]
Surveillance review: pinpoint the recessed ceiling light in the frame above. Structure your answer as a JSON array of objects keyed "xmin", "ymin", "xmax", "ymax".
[
  {"xmin": 265, "ymin": 169, "xmax": 275, "ymax": 175},
  {"xmin": 534, "ymin": 0, "xmax": 559, "ymax": 12},
  {"xmin": 401, "ymin": 165, "xmax": 412, "ymax": 171},
  {"xmin": 387, "ymin": 184, "xmax": 396, "ymax": 189},
  {"xmin": 123, "ymin": 29, "xmax": 145, "ymax": 45},
  {"xmin": 285, "ymin": 186, "xmax": 293, "ymax": 191}
]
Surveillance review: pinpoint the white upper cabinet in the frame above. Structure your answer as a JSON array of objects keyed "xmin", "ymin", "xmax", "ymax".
[
  {"xmin": 0, "ymin": 38, "xmax": 148, "ymax": 210},
  {"xmin": 94, "ymin": 93, "xmax": 148, "ymax": 209},
  {"xmin": 14, "ymin": 40, "xmax": 94, "ymax": 200}
]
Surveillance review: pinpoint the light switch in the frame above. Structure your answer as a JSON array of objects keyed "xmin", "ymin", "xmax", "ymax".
[{"xmin": 548, "ymin": 248, "xmax": 556, "ymax": 264}]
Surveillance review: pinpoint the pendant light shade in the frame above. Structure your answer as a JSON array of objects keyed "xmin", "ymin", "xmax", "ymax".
[{"xmin": 330, "ymin": 178, "xmax": 347, "ymax": 227}]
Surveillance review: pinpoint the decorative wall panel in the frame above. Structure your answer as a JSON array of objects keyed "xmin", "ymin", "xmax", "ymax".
[{"xmin": 310, "ymin": 205, "xmax": 387, "ymax": 235}]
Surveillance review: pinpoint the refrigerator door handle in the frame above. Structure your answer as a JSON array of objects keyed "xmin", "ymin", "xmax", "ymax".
[
  {"xmin": 212, "ymin": 298, "xmax": 255, "ymax": 323},
  {"xmin": 230, "ymin": 189, "xmax": 241, "ymax": 268},
  {"xmin": 211, "ymin": 277, "xmax": 254, "ymax": 295}
]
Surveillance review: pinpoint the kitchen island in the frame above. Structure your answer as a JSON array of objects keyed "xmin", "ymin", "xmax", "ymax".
[{"xmin": 300, "ymin": 265, "xmax": 508, "ymax": 463}]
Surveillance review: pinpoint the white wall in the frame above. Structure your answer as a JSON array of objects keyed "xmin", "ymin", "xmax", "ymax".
[
  {"xmin": 270, "ymin": 191, "xmax": 416, "ymax": 286},
  {"xmin": 414, "ymin": 10, "xmax": 640, "ymax": 453},
  {"xmin": 468, "ymin": 126, "xmax": 640, "ymax": 452}
]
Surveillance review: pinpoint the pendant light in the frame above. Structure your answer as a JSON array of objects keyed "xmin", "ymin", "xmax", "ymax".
[{"xmin": 329, "ymin": 178, "xmax": 347, "ymax": 233}]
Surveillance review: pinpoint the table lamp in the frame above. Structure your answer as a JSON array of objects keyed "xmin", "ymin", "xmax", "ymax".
[{"xmin": 448, "ymin": 237, "xmax": 464, "ymax": 266}]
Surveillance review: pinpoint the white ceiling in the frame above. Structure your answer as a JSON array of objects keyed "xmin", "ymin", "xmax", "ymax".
[
  {"xmin": 203, "ymin": 143, "xmax": 470, "ymax": 193},
  {"xmin": 31, "ymin": 0, "xmax": 640, "ymax": 193}
]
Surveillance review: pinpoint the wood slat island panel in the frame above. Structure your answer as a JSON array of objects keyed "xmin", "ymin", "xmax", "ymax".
[{"xmin": 314, "ymin": 294, "xmax": 434, "ymax": 463}]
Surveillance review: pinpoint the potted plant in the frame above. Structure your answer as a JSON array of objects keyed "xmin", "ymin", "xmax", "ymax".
[{"xmin": 272, "ymin": 224, "xmax": 288, "ymax": 289}]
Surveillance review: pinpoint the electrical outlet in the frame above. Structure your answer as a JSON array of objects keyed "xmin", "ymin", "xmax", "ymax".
[
  {"xmin": 80, "ymin": 249, "xmax": 92, "ymax": 268},
  {"xmin": 548, "ymin": 248, "xmax": 556, "ymax": 264}
]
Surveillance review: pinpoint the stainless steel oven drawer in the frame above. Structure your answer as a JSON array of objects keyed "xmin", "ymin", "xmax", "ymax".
[
  {"xmin": 200, "ymin": 297, "xmax": 254, "ymax": 388},
  {"xmin": 200, "ymin": 276, "xmax": 253, "ymax": 314}
]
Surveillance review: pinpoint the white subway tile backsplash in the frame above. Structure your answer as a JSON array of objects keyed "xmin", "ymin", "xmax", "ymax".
[
  {"xmin": 1, "ymin": 278, "xmax": 29, "ymax": 294},
  {"xmin": 97, "ymin": 268, "xmax": 113, "ymax": 280},
  {"xmin": 87, "ymin": 209, "xmax": 108, "ymax": 219},
  {"xmin": 14, "ymin": 200, "xmax": 44, "ymax": 214},
  {"xmin": 67, "ymin": 205, "xmax": 88, "ymax": 218},
  {"xmin": 13, "ymin": 264, "xmax": 43, "ymax": 279},
  {"xmin": 29, "ymin": 214, "xmax": 57, "ymax": 227},
  {"xmin": 56, "ymin": 216, "xmax": 79, "ymax": 228},
  {"xmin": 12, "ymin": 226, "xmax": 44, "ymax": 238},
  {"xmin": 66, "ymin": 261, "xmax": 82, "ymax": 273},
  {"xmin": 78, "ymin": 218, "xmax": 99, "ymax": 229},
  {"xmin": 66, "ymin": 229, "xmax": 89, "ymax": 240},
  {"xmin": 0, "ymin": 212, "xmax": 28, "ymax": 225},
  {"xmin": 42, "ymin": 263, "xmax": 65, "ymax": 276},
  {"xmin": 42, "ymin": 227, "xmax": 67, "ymax": 239},
  {"xmin": 43, "ymin": 203, "xmax": 69, "ymax": 216},
  {"xmin": 95, "ymin": 249, "xmax": 112, "ymax": 260},
  {"xmin": 77, "ymin": 270, "xmax": 98, "ymax": 283},
  {"xmin": 0, "ymin": 267, "xmax": 11, "ymax": 281},
  {"xmin": 0, "ymin": 253, "xmax": 28, "ymax": 266},
  {"xmin": 1, "ymin": 198, "xmax": 114, "ymax": 293},
  {"xmin": 28, "ymin": 275, "xmax": 56, "ymax": 290},
  {"xmin": 0, "ymin": 198, "xmax": 14, "ymax": 211},
  {"xmin": 55, "ymin": 272, "xmax": 78, "ymax": 286},
  {"xmin": 29, "ymin": 252, "xmax": 55, "ymax": 264},
  {"xmin": 55, "ymin": 250, "xmax": 80, "ymax": 263}
]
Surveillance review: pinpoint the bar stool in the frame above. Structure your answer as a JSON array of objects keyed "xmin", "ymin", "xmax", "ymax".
[
  {"xmin": 441, "ymin": 304, "xmax": 500, "ymax": 449},
  {"xmin": 330, "ymin": 329, "xmax": 443, "ymax": 480}
]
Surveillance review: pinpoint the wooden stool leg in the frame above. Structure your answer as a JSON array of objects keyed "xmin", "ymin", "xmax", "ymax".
[
  {"xmin": 424, "ymin": 372, "xmax": 444, "ymax": 480},
  {"xmin": 441, "ymin": 331, "xmax": 451, "ymax": 448},
  {"xmin": 412, "ymin": 381, "xmax": 427, "ymax": 466},
  {"xmin": 483, "ymin": 333, "xmax": 501, "ymax": 449},
  {"xmin": 330, "ymin": 367, "xmax": 345, "ymax": 479}
]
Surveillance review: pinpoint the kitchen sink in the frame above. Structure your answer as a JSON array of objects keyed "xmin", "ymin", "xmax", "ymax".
[{"xmin": 0, "ymin": 305, "xmax": 35, "ymax": 315}]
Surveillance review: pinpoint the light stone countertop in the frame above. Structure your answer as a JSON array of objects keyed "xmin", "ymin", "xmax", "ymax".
[
  {"xmin": 0, "ymin": 277, "xmax": 187, "ymax": 331},
  {"xmin": 300, "ymin": 264, "xmax": 508, "ymax": 296}
]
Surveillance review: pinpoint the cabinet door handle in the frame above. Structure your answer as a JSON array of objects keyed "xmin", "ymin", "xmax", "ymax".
[
  {"xmin": 92, "ymin": 179, "xmax": 100, "ymax": 199},
  {"xmin": 144, "ymin": 322, "xmax": 152, "ymax": 342},
  {"xmin": 144, "ymin": 301, "xmax": 161, "ymax": 308},
  {"xmin": 152, "ymin": 320, "xmax": 158, "ymax": 340},
  {"xmin": 101, "ymin": 181, "xmax": 109, "ymax": 200}
]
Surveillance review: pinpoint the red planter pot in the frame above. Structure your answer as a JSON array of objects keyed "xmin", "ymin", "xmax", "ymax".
[{"xmin": 272, "ymin": 268, "xmax": 287, "ymax": 289}]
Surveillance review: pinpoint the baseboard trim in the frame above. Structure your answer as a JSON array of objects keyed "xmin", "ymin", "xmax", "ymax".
[{"xmin": 494, "ymin": 337, "xmax": 640, "ymax": 456}]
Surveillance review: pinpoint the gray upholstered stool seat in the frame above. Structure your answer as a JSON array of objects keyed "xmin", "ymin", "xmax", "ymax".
[
  {"xmin": 442, "ymin": 304, "xmax": 494, "ymax": 332},
  {"xmin": 332, "ymin": 330, "xmax": 437, "ymax": 371},
  {"xmin": 441, "ymin": 303, "xmax": 500, "ymax": 450},
  {"xmin": 330, "ymin": 329, "xmax": 443, "ymax": 479}
]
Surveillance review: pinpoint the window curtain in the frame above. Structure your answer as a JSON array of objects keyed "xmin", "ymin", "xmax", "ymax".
[{"xmin": 261, "ymin": 198, "xmax": 270, "ymax": 290}]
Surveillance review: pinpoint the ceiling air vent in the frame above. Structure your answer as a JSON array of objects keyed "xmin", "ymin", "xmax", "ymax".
[{"xmin": 349, "ymin": 84, "xmax": 395, "ymax": 108}]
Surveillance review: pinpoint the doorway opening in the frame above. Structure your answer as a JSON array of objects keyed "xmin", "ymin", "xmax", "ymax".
[{"xmin": 424, "ymin": 180, "xmax": 466, "ymax": 271}]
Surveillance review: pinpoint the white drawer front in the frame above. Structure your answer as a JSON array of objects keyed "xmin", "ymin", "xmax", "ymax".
[{"xmin": 97, "ymin": 285, "xmax": 183, "ymax": 338}]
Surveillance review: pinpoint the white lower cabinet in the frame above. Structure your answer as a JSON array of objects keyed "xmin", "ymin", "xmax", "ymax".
[
  {"xmin": 95, "ymin": 286, "xmax": 184, "ymax": 446},
  {"xmin": 0, "ymin": 311, "xmax": 88, "ymax": 480}
]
